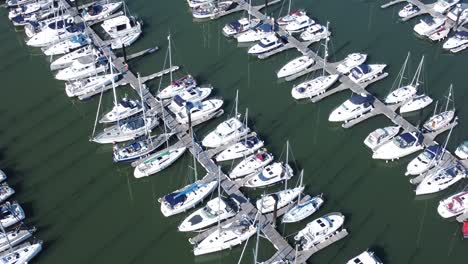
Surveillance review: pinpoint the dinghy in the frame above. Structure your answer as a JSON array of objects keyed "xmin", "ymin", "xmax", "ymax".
[
  {"xmin": 248, "ymin": 35, "xmax": 284, "ymax": 55},
  {"xmin": 92, "ymin": 115, "xmax": 159, "ymax": 144},
  {"xmin": 175, "ymin": 99, "xmax": 224, "ymax": 125},
  {"xmin": 405, "ymin": 144, "xmax": 443, "ymax": 176},
  {"xmin": 167, "ymin": 86, "xmax": 213, "ymax": 113},
  {"xmin": 336, "ymin": 53, "xmax": 367, "ymax": 74},
  {"xmin": 282, "ymin": 194, "xmax": 324, "ymax": 223},
  {"xmin": 294, "ymin": 212, "xmax": 345, "ymax": 250},
  {"xmin": 256, "ymin": 186, "xmax": 304, "ymax": 213},
  {"xmin": 372, "ymin": 132, "xmax": 424, "ymax": 161},
  {"xmin": 285, "ymin": 15, "xmax": 314, "ymax": 33},
  {"xmin": 328, "ymin": 93, "xmax": 374, "ymax": 122},
  {"xmin": 236, "ymin": 23, "xmax": 273, "ymax": 43},
  {"xmin": 455, "ymin": 141, "xmax": 468, "ymax": 159},
  {"xmin": 300, "ymin": 24, "xmax": 331, "ymax": 42},
  {"xmin": 82, "ymin": 1, "xmax": 123, "ymax": 22},
  {"xmin": 277, "ymin": 55, "xmax": 314, "ymax": 78},
  {"xmin": 42, "ymin": 34, "xmax": 90, "ymax": 56},
  {"xmin": 437, "ymin": 191, "xmax": 468, "ymax": 218},
  {"xmin": 243, "ymin": 162, "xmax": 293, "ymax": 188},
  {"xmin": 156, "ymin": 75, "xmax": 197, "ymax": 100},
  {"xmin": 133, "ymin": 146, "xmax": 187, "ymax": 178},
  {"xmin": 415, "ymin": 163, "xmax": 466, "ymax": 195},
  {"xmin": 202, "ymin": 117, "xmax": 249, "ymax": 148},
  {"xmin": 159, "ymin": 180, "xmax": 218, "ymax": 217},
  {"xmin": 193, "ymin": 217, "xmax": 256, "ymax": 256},
  {"xmin": 55, "ymin": 56, "xmax": 108, "ymax": 81},
  {"xmin": 346, "ymin": 251, "xmax": 383, "ymax": 264},
  {"xmin": 215, "ymin": 136, "xmax": 264, "ymax": 162},
  {"xmin": 399, "ymin": 94, "xmax": 433, "ymax": 113},
  {"xmin": 364, "ymin": 126, "xmax": 400, "ymax": 151},
  {"xmin": 0, "ymin": 202, "xmax": 25, "ymax": 228},
  {"xmin": 348, "ymin": 64, "xmax": 386, "ymax": 83},
  {"xmin": 178, "ymin": 197, "xmax": 240, "ymax": 232},
  {"xmin": 229, "ymin": 150, "xmax": 274, "ymax": 179}
]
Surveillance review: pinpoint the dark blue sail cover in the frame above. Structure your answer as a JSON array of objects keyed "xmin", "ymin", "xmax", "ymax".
[
  {"xmin": 349, "ymin": 93, "xmax": 374, "ymax": 105},
  {"xmin": 164, "ymin": 183, "xmax": 201, "ymax": 208},
  {"xmin": 400, "ymin": 132, "xmax": 423, "ymax": 144},
  {"xmin": 425, "ymin": 144, "xmax": 442, "ymax": 159},
  {"xmin": 258, "ymin": 23, "xmax": 273, "ymax": 33}
]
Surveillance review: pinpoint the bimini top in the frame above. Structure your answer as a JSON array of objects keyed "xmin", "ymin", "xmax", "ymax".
[
  {"xmin": 257, "ymin": 23, "xmax": 273, "ymax": 32},
  {"xmin": 349, "ymin": 93, "xmax": 374, "ymax": 105},
  {"xmin": 420, "ymin": 16, "xmax": 436, "ymax": 25},
  {"xmin": 87, "ymin": 4, "xmax": 104, "ymax": 16},
  {"xmin": 425, "ymin": 144, "xmax": 443, "ymax": 159},
  {"xmin": 400, "ymin": 132, "xmax": 423, "ymax": 145}
]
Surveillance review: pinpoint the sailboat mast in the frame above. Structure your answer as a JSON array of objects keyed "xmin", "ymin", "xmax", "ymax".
[
  {"xmin": 410, "ymin": 55, "xmax": 424, "ymax": 87},
  {"xmin": 248, "ymin": 0, "xmax": 251, "ymax": 22},
  {"xmin": 235, "ymin": 90, "xmax": 239, "ymax": 118},
  {"xmin": 137, "ymin": 73, "xmax": 150, "ymax": 141},
  {"xmin": 244, "ymin": 108, "xmax": 249, "ymax": 144},
  {"xmin": 288, "ymin": 0, "xmax": 291, "ymax": 14},
  {"xmin": 284, "ymin": 140, "xmax": 289, "ymax": 190},
  {"xmin": 253, "ymin": 213, "xmax": 260, "ymax": 264},
  {"xmin": 323, "ymin": 21, "xmax": 330, "ymax": 75},
  {"xmin": 398, "ymin": 52, "xmax": 410, "ymax": 89},
  {"xmin": 297, "ymin": 170, "xmax": 303, "ymax": 203},
  {"xmin": 217, "ymin": 166, "xmax": 221, "ymax": 233},
  {"xmin": 192, "ymin": 123, "xmax": 198, "ymax": 181},
  {"xmin": 109, "ymin": 55, "xmax": 118, "ymax": 106},
  {"xmin": 444, "ymin": 84, "xmax": 453, "ymax": 112},
  {"xmin": 168, "ymin": 34, "xmax": 173, "ymax": 83}
]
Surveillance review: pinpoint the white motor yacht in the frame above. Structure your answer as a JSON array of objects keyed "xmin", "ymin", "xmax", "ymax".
[
  {"xmin": 175, "ymin": 99, "xmax": 224, "ymax": 125},
  {"xmin": 348, "ymin": 64, "xmax": 386, "ymax": 83},
  {"xmin": 82, "ymin": 1, "xmax": 123, "ymax": 22},
  {"xmin": 92, "ymin": 115, "xmax": 159, "ymax": 144},
  {"xmin": 363, "ymin": 126, "xmax": 400, "ymax": 151},
  {"xmin": 236, "ymin": 23, "xmax": 274, "ymax": 43},
  {"xmin": 399, "ymin": 3, "xmax": 420, "ymax": 18},
  {"xmin": 65, "ymin": 73, "xmax": 118, "ymax": 98},
  {"xmin": 215, "ymin": 136, "xmax": 264, "ymax": 162},
  {"xmin": 336, "ymin": 53, "xmax": 367, "ymax": 74},
  {"xmin": 202, "ymin": 117, "xmax": 250, "ymax": 148},
  {"xmin": 27, "ymin": 21, "xmax": 84, "ymax": 47},
  {"xmin": 243, "ymin": 162, "xmax": 293, "ymax": 188},
  {"xmin": 42, "ymin": 34, "xmax": 90, "ymax": 56},
  {"xmin": 178, "ymin": 197, "xmax": 240, "ymax": 232},
  {"xmin": 282, "ymin": 194, "xmax": 324, "ymax": 223},
  {"xmin": 399, "ymin": 94, "xmax": 433, "ymax": 113},
  {"xmin": 372, "ymin": 132, "xmax": 424, "ymax": 161},
  {"xmin": 447, "ymin": 3, "xmax": 468, "ymax": 22},
  {"xmin": 299, "ymin": 24, "xmax": 330, "ymax": 42},
  {"xmin": 134, "ymin": 146, "xmax": 187, "ymax": 178},
  {"xmin": 222, "ymin": 17, "xmax": 260, "ymax": 37},
  {"xmin": 406, "ymin": 144, "xmax": 443, "ymax": 176},
  {"xmin": 277, "ymin": 55, "xmax": 314, "ymax": 78},
  {"xmin": 294, "ymin": 212, "xmax": 345, "ymax": 250},
  {"xmin": 0, "ymin": 183, "xmax": 15, "ymax": 204},
  {"xmin": 384, "ymin": 85, "xmax": 418, "ymax": 104},
  {"xmin": 0, "ymin": 241, "xmax": 42, "ymax": 264},
  {"xmin": 347, "ymin": 251, "xmax": 383, "ymax": 264},
  {"xmin": 167, "ymin": 86, "xmax": 212, "ymax": 113},
  {"xmin": 433, "ymin": 0, "xmax": 459, "ymax": 13},
  {"xmin": 248, "ymin": 35, "xmax": 284, "ymax": 55},
  {"xmin": 291, "ymin": 74, "xmax": 339, "ymax": 99},
  {"xmin": 423, "ymin": 110, "xmax": 455, "ymax": 132},
  {"xmin": 256, "ymin": 186, "xmax": 304, "ymax": 214},
  {"xmin": 455, "ymin": 141, "xmax": 468, "ymax": 159},
  {"xmin": 415, "ymin": 163, "xmax": 466, "ymax": 195},
  {"xmin": 413, "ymin": 16, "xmax": 446, "ymax": 36},
  {"xmin": 159, "ymin": 180, "xmax": 218, "ymax": 217},
  {"xmin": 437, "ymin": 191, "xmax": 468, "ymax": 218},
  {"xmin": 8, "ymin": 2, "xmax": 42, "ymax": 20},
  {"xmin": 50, "ymin": 45, "xmax": 101, "ymax": 71},
  {"xmin": 443, "ymin": 31, "xmax": 468, "ymax": 52},
  {"xmin": 101, "ymin": 15, "xmax": 142, "ymax": 40},
  {"xmin": 193, "ymin": 218, "xmax": 256, "ymax": 256},
  {"xmin": 229, "ymin": 150, "xmax": 274, "ymax": 179},
  {"xmin": 285, "ymin": 15, "xmax": 314, "ymax": 33},
  {"xmin": 156, "ymin": 75, "xmax": 197, "ymax": 100},
  {"xmin": 192, "ymin": 1, "xmax": 236, "ymax": 19},
  {"xmin": 328, "ymin": 93, "xmax": 374, "ymax": 122},
  {"xmin": 55, "ymin": 56, "xmax": 108, "ymax": 81},
  {"xmin": 277, "ymin": 9, "xmax": 306, "ymax": 25},
  {"xmin": 188, "ymin": 0, "xmax": 214, "ymax": 8},
  {"xmin": 0, "ymin": 201, "xmax": 25, "ymax": 228},
  {"xmin": 100, "ymin": 98, "xmax": 143, "ymax": 124}
]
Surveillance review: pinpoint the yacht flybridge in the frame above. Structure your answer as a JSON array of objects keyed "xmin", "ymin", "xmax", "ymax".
[
  {"xmin": 229, "ymin": 150, "xmax": 274, "ymax": 179},
  {"xmin": 82, "ymin": 2, "xmax": 123, "ymax": 22},
  {"xmin": 277, "ymin": 55, "xmax": 314, "ymax": 79},
  {"xmin": 248, "ymin": 35, "xmax": 284, "ymax": 55},
  {"xmin": 285, "ymin": 15, "xmax": 314, "ymax": 33},
  {"xmin": 99, "ymin": 98, "xmax": 143, "ymax": 124},
  {"xmin": 178, "ymin": 197, "xmax": 240, "ymax": 232},
  {"xmin": 222, "ymin": 17, "xmax": 260, "ymax": 37},
  {"xmin": 415, "ymin": 163, "xmax": 466, "ymax": 195},
  {"xmin": 167, "ymin": 86, "xmax": 213, "ymax": 113},
  {"xmin": 256, "ymin": 186, "xmax": 304, "ymax": 213},
  {"xmin": 202, "ymin": 117, "xmax": 250, "ymax": 148},
  {"xmin": 328, "ymin": 93, "xmax": 374, "ymax": 123},
  {"xmin": 364, "ymin": 126, "xmax": 400, "ymax": 151},
  {"xmin": 398, "ymin": 3, "xmax": 420, "ymax": 18},
  {"xmin": 277, "ymin": 9, "xmax": 307, "ymax": 26},
  {"xmin": 336, "ymin": 53, "xmax": 367, "ymax": 74},
  {"xmin": 101, "ymin": 15, "xmax": 142, "ymax": 48},
  {"xmin": 400, "ymin": 94, "xmax": 433, "ymax": 113},
  {"xmin": 347, "ymin": 251, "xmax": 383, "ymax": 264},
  {"xmin": 437, "ymin": 191, "xmax": 468, "ymax": 218},
  {"xmin": 27, "ymin": 20, "xmax": 85, "ymax": 47},
  {"xmin": 294, "ymin": 212, "xmax": 345, "ymax": 250},
  {"xmin": 372, "ymin": 132, "xmax": 424, "ymax": 161},
  {"xmin": 413, "ymin": 16, "xmax": 446, "ymax": 37},
  {"xmin": 157, "ymin": 75, "xmax": 197, "ymax": 100},
  {"xmin": 300, "ymin": 24, "xmax": 331, "ymax": 42},
  {"xmin": 406, "ymin": 144, "xmax": 443, "ymax": 176},
  {"xmin": 176, "ymin": 99, "xmax": 224, "ymax": 125},
  {"xmin": 236, "ymin": 23, "xmax": 273, "ymax": 42},
  {"xmin": 159, "ymin": 180, "xmax": 218, "ymax": 217},
  {"xmin": 291, "ymin": 74, "xmax": 339, "ymax": 99},
  {"xmin": 55, "ymin": 56, "xmax": 108, "ymax": 81},
  {"xmin": 243, "ymin": 162, "xmax": 294, "ymax": 188},
  {"xmin": 348, "ymin": 64, "xmax": 386, "ymax": 83}
]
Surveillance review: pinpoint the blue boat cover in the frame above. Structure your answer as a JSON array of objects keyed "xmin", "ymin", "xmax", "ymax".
[
  {"xmin": 425, "ymin": 144, "xmax": 442, "ymax": 158},
  {"xmin": 258, "ymin": 23, "xmax": 273, "ymax": 32},
  {"xmin": 229, "ymin": 21, "xmax": 242, "ymax": 30},
  {"xmin": 164, "ymin": 183, "xmax": 201, "ymax": 207},
  {"xmin": 353, "ymin": 64, "xmax": 371, "ymax": 75},
  {"xmin": 400, "ymin": 132, "xmax": 423, "ymax": 144},
  {"xmin": 349, "ymin": 93, "xmax": 374, "ymax": 105},
  {"xmin": 173, "ymin": 95, "xmax": 186, "ymax": 107}
]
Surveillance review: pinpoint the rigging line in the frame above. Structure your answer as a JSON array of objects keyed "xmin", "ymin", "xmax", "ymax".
[
  {"xmin": 90, "ymin": 84, "xmax": 105, "ymax": 139},
  {"xmin": 415, "ymin": 199, "xmax": 428, "ymax": 247},
  {"xmin": 156, "ymin": 42, "xmax": 170, "ymax": 93},
  {"xmin": 287, "ymin": 142, "xmax": 299, "ymax": 172},
  {"xmin": 447, "ymin": 224, "xmax": 460, "ymax": 256}
]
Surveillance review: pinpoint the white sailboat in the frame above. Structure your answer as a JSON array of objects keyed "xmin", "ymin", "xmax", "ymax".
[
  {"xmin": 455, "ymin": 141, "xmax": 468, "ymax": 159},
  {"xmin": 347, "ymin": 251, "xmax": 383, "ymax": 264},
  {"xmin": 82, "ymin": 1, "xmax": 123, "ymax": 22},
  {"xmin": 294, "ymin": 212, "xmax": 345, "ymax": 250},
  {"xmin": 176, "ymin": 99, "xmax": 224, "ymax": 125},
  {"xmin": 422, "ymin": 85, "xmax": 456, "ymax": 132},
  {"xmin": 285, "ymin": 15, "xmax": 314, "ymax": 33},
  {"xmin": 42, "ymin": 33, "xmax": 91, "ymax": 56},
  {"xmin": 157, "ymin": 75, "xmax": 197, "ymax": 100},
  {"xmin": 400, "ymin": 94, "xmax": 433, "ymax": 113},
  {"xmin": 300, "ymin": 24, "xmax": 331, "ymax": 42},
  {"xmin": 215, "ymin": 135, "xmax": 264, "ymax": 162},
  {"xmin": 384, "ymin": 54, "xmax": 423, "ymax": 105},
  {"xmin": 348, "ymin": 64, "xmax": 386, "ymax": 83},
  {"xmin": 133, "ymin": 146, "xmax": 187, "ymax": 178},
  {"xmin": 0, "ymin": 202, "xmax": 25, "ymax": 228},
  {"xmin": 0, "ymin": 228, "xmax": 35, "ymax": 254},
  {"xmin": 92, "ymin": 114, "xmax": 159, "ymax": 144},
  {"xmin": 65, "ymin": 73, "xmax": 119, "ymax": 98},
  {"xmin": 228, "ymin": 150, "xmax": 274, "ymax": 179},
  {"xmin": 415, "ymin": 163, "xmax": 466, "ymax": 195},
  {"xmin": 0, "ymin": 241, "xmax": 42, "ymax": 264},
  {"xmin": 55, "ymin": 56, "xmax": 108, "ymax": 81},
  {"xmin": 167, "ymin": 86, "xmax": 213, "ymax": 113},
  {"xmin": 256, "ymin": 186, "xmax": 304, "ymax": 214},
  {"xmin": 399, "ymin": 3, "xmax": 420, "ymax": 18},
  {"xmin": 277, "ymin": 55, "xmax": 314, "ymax": 79},
  {"xmin": 437, "ymin": 191, "xmax": 468, "ymax": 218},
  {"xmin": 363, "ymin": 126, "xmax": 400, "ymax": 151},
  {"xmin": 50, "ymin": 45, "xmax": 101, "ymax": 71},
  {"xmin": 248, "ymin": 35, "xmax": 284, "ymax": 55},
  {"xmin": 27, "ymin": 20, "xmax": 84, "ymax": 47},
  {"xmin": 222, "ymin": 0, "xmax": 260, "ymax": 37},
  {"xmin": 372, "ymin": 132, "xmax": 424, "ymax": 161},
  {"xmin": 236, "ymin": 23, "xmax": 274, "ymax": 43}
]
